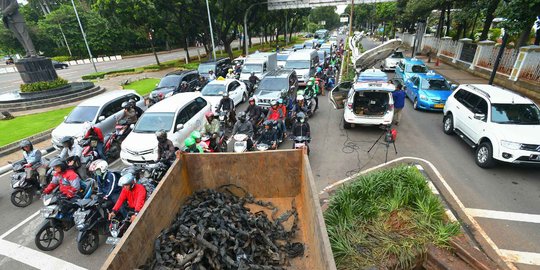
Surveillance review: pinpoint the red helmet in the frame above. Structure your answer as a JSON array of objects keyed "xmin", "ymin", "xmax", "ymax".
[{"xmin": 205, "ymin": 111, "xmax": 214, "ymax": 119}]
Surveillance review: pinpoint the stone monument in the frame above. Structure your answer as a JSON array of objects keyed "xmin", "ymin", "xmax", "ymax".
[{"xmin": 1, "ymin": 0, "xmax": 58, "ymax": 84}]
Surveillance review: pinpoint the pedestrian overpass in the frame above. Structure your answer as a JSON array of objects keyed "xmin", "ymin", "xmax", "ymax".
[{"xmin": 268, "ymin": 0, "xmax": 396, "ymax": 10}]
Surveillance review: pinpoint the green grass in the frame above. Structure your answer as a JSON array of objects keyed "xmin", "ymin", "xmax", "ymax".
[
  {"xmin": 324, "ymin": 166, "xmax": 461, "ymax": 270},
  {"xmin": 122, "ymin": 78, "xmax": 160, "ymax": 96},
  {"xmin": 0, "ymin": 106, "xmax": 74, "ymax": 147}
]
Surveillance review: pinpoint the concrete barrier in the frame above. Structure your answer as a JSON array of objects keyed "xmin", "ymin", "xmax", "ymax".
[
  {"xmin": 68, "ymin": 60, "xmax": 77, "ymax": 66},
  {"xmin": 83, "ymin": 59, "xmax": 91, "ymax": 64},
  {"xmin": 104, "ymin": 57, "xmax": 111, "ymax": 61},
  {"xmin": 115, "ymin": 55, "xmax": 122, "ymax": 60},
  {"xmin": 76, "ymin": 60, "xmax": 84, "ymax": 65},
  {"xmin": 6, "ymin": 67, "xmax": 17, "ymax": 72},
  {"xmin": 0, "ymin": 68, "xmax": 6, "ymax": 74}
]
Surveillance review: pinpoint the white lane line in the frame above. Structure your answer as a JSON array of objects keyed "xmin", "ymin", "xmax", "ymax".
[
  {"xmin": 466, "ymin": 208, "xmax": 540, "ymax": 224},
  {"xmin": 0, "ymin": 240, "xmax": 87, "ymax": 270},
  {"xmin": 499, "ymin": 249, "xmax": 540, "ymax": 266},
  {"xmin": 0, "ymin": 211, "xmax": 39, "ymax": 239}
]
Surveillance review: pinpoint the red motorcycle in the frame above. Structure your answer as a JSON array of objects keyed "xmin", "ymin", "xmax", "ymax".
[
  {"xmin": 200, "ymin": 133, "xmax": 228, "ymax": 152},
  {"xmin": 104, "ymin": 120, "xmax": 130, "ymax": 160}
]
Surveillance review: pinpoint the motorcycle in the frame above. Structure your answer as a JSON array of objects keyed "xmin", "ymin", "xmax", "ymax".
[
  {"xmin": 146, "ymin": 92, "xmax": 164, "ymax": 108},
  {"xmin": 200, "ymin": 133, "xmax": 228, "ymax": 152},
  {"xmin": 74, "ymin": 194, "xmax": 110, "ymax": 255},
  {"xmin": 80, "ymin": 136, "xmax": 101, "ymax": 173},
  {"xmin": 255, "ymin": 143, "xmax": 271, "ymax": 151},
  {"xmin": 233, "ymin": 134, "xmax": 250, "ymax": 153},
  {"xmin": 104, "ymin": 119, "xmax": 129, "ymax": 160},
  {"xmin": 122, "ymin": 160, "xmax": 169, "ymax": 199},
  {"xmin": 291, "ymin": 136, "xmax": 311, "ymax": 155},
  {"xmin": 10, "ymin": 160, "xmax": 52, "ymax": 207},
  {"xmin": 218, "ymin": 110, "xmax": 234, "ymax": 129},
  {"xmin": 298, "ymin": 90, "xmax": 317, "ymax": 117},
  {"xmin": 106, "ymin": 211, "xmax": 133, "ymax": 247}
]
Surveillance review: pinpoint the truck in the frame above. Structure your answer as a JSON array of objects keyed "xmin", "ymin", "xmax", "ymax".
[
  {"xmin": 101, "ymin": 150, "xmax": 336, "ymax": 270},
  {"xmin": 239, "ymin": 52, "xmax": 278, "ymax": 82}
]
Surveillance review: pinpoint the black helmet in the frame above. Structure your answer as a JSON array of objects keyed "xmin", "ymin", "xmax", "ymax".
[
  {"xmin": 181, "ymin": 81, "xmax": 188, "ymax": 86},
  {"xmin": 237, "ymin": 111, "xmax": 246, "ymax": 122},
  {"xmin": 122, "ymin": 101, "xmax": 130, "ymax": 109},
  {"xmin": 297, "ymin": 112, "xmax": 306, "ymax": 121},
  {"xmin": 155, "ymin": 130, "xmax": 167, "ymax": 142},
  {"xmin": 263, "ymin": 120, "xmax": 273, "ymax": 127},
  {"xmin": 60, "ymin": 136, "xmax": 74, "ymax": 147},
  {"xmin": 19, "ymin": 140, "xmax": 33, "ymax": 150},
  {"xmin": 50, "ymin": 159, "xmax": 67, "ymax": 171}
]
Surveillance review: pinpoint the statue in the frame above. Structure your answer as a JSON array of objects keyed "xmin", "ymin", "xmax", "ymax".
[{"xmin": 1, "ymin": 0, "xmax": 37, "ymax": 57}]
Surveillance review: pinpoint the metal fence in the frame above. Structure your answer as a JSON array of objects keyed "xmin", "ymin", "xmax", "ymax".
[
  {"xmin": 477, "ymin": 47, "xmax": 518, "ymax": 75},
  {"xmin": 519, "ymin": 51, "xmax": 540, "ymax": 82},
  {"xmin": 440, "ymin": 39, "xmax": 458, "ymax": 57}
]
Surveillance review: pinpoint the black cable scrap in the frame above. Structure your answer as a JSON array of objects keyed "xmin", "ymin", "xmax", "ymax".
[{"xmin": 143, "ymin": 184, "xmax": 304, "ymax": 270}]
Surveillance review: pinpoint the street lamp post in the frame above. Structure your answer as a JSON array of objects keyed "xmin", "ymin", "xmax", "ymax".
[
  {"xmin": 70, "ymin": 0, "xmax": 97, "ymax": 73},
  {"xmin": 244, "ymin": 1, "xmax": 268, "ymax": 56},
  {"xmin": 205, "ymin": 0, "xmax": 216, "ymax": 60}
]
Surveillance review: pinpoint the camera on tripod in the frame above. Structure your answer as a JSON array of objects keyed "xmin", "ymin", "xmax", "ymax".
[{"xmin": 379, "ymin": 124, "xmax": 397, "ymax": 143}]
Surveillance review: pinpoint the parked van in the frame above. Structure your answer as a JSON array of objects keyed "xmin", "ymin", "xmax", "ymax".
[
  {"xmin": 120, "ymin": 93, "xmax": 211, "ymax": 165},
  {"xmin": 284, "ymin": 49, "xmax": 319, "ymax": 86},
  {"xmin": 239, "ymin": 52, "xmax": 278, "ymax": 81}
]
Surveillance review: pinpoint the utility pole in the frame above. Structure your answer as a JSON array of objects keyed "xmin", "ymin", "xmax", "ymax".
[
  {"xmin": 71, "ymin": 0, "xmax": 97, "ymax": 72},
  {"xmin": 148, "ymin": 29, "xmax": 160, "ymax": 66},
  {"xmin": 58, "ymin": 24, "xmax": 72, "ymax": 57},
  {"xmin": 205, "ymin": 0, "xmax": 216, "ymax": 60},
  {"xmin": 346, "ymin": 0, "xmax": 354, "ymax": 76},
  {"xmin": 489, "ymin": 30, "xmax": 508, "ymax": 85},
  {"xmin": 244, "ymin": 2, "xmax": 268, "ymax": 56}
]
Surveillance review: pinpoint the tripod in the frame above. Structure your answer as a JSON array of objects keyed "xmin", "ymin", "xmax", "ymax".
[{"xmin": 367, "ymin": 126, "xmax": 398, "ymax": 163}]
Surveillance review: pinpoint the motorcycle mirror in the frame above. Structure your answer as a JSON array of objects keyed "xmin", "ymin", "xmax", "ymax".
[
  {"xmin": 98, "ymin": 116, "xmax": 105, "ymax": 121},
  {"xmin": 130, "ymin": 124, "xmax": 135, "ymax": 129},
  {"xmin": 176, "ymin": 124, "xmax": 184, "ymax": 131}
]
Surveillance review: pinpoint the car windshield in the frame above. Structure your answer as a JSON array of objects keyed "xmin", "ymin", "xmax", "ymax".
[
  {"xmin": 406, "ymin": 64, "xmax": 428, "ymax": 73},
  {"xmin": 65, "ymin": 106, "xmax": 99, "ymax": 124},
  {"xmin": 259, "ymin": 78, "xmax": 288, "ymax": 91},
  {"xmin": 198, "ymin": 63, "xmax": 216, "ymax": 74},
  {"xmin": 277, "ymin": 54, "xmax": 289, "ymax": 61},
  {"xmin": 491, "ymin": 104, "xmax": 540, "ymax": 125},
  {"xmin": 421, "ymin": 78, "xmax": 450, "ymax": 90},
  {"xmin": 134, "ymin": 112, "xmax": 175, "ymax": 133},
  {"xmin": 201, "ymin": 83, "xmax": 226, "ymax": 96},
  {"xmin": 391, "ymin": 52, "xmax": 404, "ymax": 58},
  {"xmin": 285, "ymin": 60, "xmax": 310, "ymax": 69},
  {"xmin": 242, "ymin": 64, "xmax": 263, "ymax": 73},
  {"xmin": 157, "ymin": 76, "xmax": 180, "ymax": 88}
]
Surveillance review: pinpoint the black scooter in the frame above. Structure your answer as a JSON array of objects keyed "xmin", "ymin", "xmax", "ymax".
[
  {"xmin": 35, "ymin": 192, "xmax": 78, "ymax": 251},
  {"xmin": 74, "ymin": 194, "xmax": 111, "ymax": 254}
]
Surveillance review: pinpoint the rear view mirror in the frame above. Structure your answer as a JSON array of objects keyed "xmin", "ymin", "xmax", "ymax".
[
  {"xmin": 474, "ymin": 113, "xmax": 486, "ymax": 121},
  {"xmin": 176, "ymin": 124, "xmax": 184, "ymax": 131},
  {"xmin": 98, "ymin": 116, "xmax": 105, "ymax": 121}
]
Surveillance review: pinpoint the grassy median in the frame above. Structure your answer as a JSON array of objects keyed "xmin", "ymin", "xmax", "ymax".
[
  {"xmin": 123, "ymin": 78, "xmax": 160, "ymax": 96},
  {"xmin": 0, "ymin": 106, "xmax": 74, "ymax": 147}
]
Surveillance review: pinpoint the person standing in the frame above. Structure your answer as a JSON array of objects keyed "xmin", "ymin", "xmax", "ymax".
[{"xmin": 392, "ymin": 84, "xmax": 406, "ymax": 126}]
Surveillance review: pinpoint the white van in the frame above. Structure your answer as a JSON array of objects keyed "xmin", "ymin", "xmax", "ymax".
[
  {"xmin": 120, "ymin": 93, "xmax": 211, "ymax": 165},
  {"xmin": 239, "ymin": 52, "xmax": 278, "ymax": 81},
  {"xmin": 51, "ymin": 90, "xmax": 146, "ymax": 150},
  {"xmin": 283, "ymin": 49, "xmax": 319, "ymax": 86}
]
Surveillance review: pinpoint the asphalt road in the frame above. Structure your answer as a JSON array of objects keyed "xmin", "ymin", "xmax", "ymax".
[
  {"xmin": 0, "ymin": 37, "xmax": 538, "ymax": 270},
  {"xmin": 0, "ymin": 39, "xmax": 249, "ymax": 95}
]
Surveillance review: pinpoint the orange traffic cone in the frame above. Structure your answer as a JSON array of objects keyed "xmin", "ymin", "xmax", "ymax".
[{"xmin": 435, "ymin": 57, "xmax": 440, "ymax": 67}]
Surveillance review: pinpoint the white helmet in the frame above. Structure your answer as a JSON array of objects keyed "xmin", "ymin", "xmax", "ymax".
[
  {"xmin": 118, "ymin": 173, "xmax": 135, "ymax": 186},
  {"xmin": 82, "ymin": 121, "xmax": 93, "ymax": 134},
  {"xmin": 89, "ymin": 159, "xmax": 108, "ymax": 173},
  {"xmin": 297, "ymin": 95, "xmax": 304, "ymax": 101}
]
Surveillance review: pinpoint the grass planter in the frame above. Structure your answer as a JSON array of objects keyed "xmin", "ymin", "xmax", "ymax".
[
  {"xmin": 20, "ymin": 78, "xmax": 69, "ymax": 93},
  {"xmin": 324, "ymin": 166, "xmax": 460, "ymax": 270}
]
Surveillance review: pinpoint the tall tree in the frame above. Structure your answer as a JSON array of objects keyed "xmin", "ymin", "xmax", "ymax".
[
  {"xmin": 499, "ymin": 0, "xmax": 540, "ymax": 47},
  {"xmin": 479, "ymin": 0, "xmax": 501, "ymax": 40}
]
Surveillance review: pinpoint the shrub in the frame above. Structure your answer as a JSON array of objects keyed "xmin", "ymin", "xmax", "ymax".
[
  {"xmin": 107, "ymin": 68, "xmax": 135, "ymax": 75},
  {"xmin": 51, "ymin": 56, "xmax": 73, "ymax": 62},
  {"xmin": 82, "ymin": 72, "xmax": 107, "ymax": 80},
  {"xmin": 20, "ymin": 77, "xmax": 69, "ymax": 93}
]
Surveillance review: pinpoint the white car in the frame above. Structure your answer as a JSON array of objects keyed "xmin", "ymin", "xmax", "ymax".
[
  {"xmin": 120, "ymin": 93, "xmax": 211, "ymax": 165},
  {"xmin": 199, "ymin": 78, "xmax": 249, "ymax": 112},
  {"xmin": 443, "ymin": 84, "xmax": 540, "ymax": 168},
  {"xmin": 381, "ymin": 51, "xmax": 404, "ymax": 71},
  {"xmin": 330, "ymin": 81, "xmax": 395, "ymax": 129},
  {"xmin": 51, "ymin": 90, "xmax": 146, "ymax": 150},
  {"xmin": 277, "ymin": 51, "xmax": 290, "ymax": 69}
]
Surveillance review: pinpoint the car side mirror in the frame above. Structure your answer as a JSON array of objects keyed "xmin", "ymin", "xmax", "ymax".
[
  {"xmin": 451, "ymin": 84, "xmax": 458, "ymax": 91},
  {"xmin": 64, "ymin": 116, "xmax": 67, "ymax": 120},
  {"xmin": 176, "ymin": 124, "xmax": 184, "ymax": 131},
  {"xmin": 474, "ymin": 113, "xmax": 486, "ymax": 121},
  {"xmin": 155, "ymin": 83, "xmax": 158, "ymax": 87},
  {"xmin": 130, "ymin": 124, "xmax": 135, "ymax": 129},
  {"xmin": 98, "ymin": 116, "xmax": 105, "ymax": 121}
]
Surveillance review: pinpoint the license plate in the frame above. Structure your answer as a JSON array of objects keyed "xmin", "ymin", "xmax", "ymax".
[
  {"xmin": 295, "ymin": 143, "xmax": 306, "ymax": 148},
  {"xmin": 106, "ymin": 237, "xmax": 120, "ymax": 245},
  {"xmin": 530, "ymin": 154, "xmax": 540, "ymax": 161},
  {"xmin": 434, "ymin": 104, "xmax": 444, "ymax": 109}
]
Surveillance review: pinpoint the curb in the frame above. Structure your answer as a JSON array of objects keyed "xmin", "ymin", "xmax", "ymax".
[{"xmin": 0, "ymin": 146, "xmax": 55, "ymax": 175}]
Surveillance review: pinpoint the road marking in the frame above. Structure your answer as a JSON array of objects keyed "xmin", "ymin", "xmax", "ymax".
[
  {"xmin": 0, "ymin": 240, "xmax": 87, "ymax": 270},
  {"xmin": 466, "ymin": 208, "xmax": 540, "ymax": 224},
  {"xmin": 499, "ymin": 249, "xmax": 540, "ymax": 266},
  {"xmin": 0, "ymin": 211, "xmax": 39, "ymax": 239}
]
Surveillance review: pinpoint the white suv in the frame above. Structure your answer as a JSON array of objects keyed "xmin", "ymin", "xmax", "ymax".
[
  {"xmin": 330, "ymin": 81, "xmax": 395, "ymax": 128},
  {"xmin": 443, "ymin": 84, "xmax": 540, "ymax": 168}
]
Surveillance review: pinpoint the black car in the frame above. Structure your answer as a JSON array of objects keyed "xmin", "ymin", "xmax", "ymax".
[
  {"xmin": 52, "ymin": 60, "xmax": 69, "ymax": 69},
  {"xmin": 151, "ymin": 70, "xmax": 201, "ymax": 98},
  {"xmin": 197, "ymin": 58, "xmax": 232, "ymax": 79},
  {"xmin": 254, "ymin": 69, "xmax": 298, "ymax": 107}
]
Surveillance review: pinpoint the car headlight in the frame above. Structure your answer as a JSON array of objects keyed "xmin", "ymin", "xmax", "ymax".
[
  {"xmin": 419, "ymin": 94, "xmax": 427, "ymax": 101},
  {"xmin": 501, "ymin": 140, "xmax": 521, "ymax": 150}
]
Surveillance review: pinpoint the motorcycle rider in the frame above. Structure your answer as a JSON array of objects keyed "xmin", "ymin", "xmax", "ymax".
[
  {"xmin": 190, "ymin": 131, "xmax": 207, "ymax": 152},
  {"xmin": 266, "ymin": 100, "xmax": 284, "ymax": 140},
  {"xmin": 292, "ymin": 95, "xmax": 309, "ymax": 116},
  {"xmin": 234, "ymin": 64, "xmax": 242, "ymax": 75},
  {"xmin": 175, "ymin": 81, "xmax": 189, "ymax": 94},
  {"xmin": 108, "ymin": 173, "xmax": 147, "ymax": 223},
  {"xmin": 200, "ymin": 111, "xmax": 221, "ymax": 150},
  {"xmin": 156, "ymin": 130, "xmax": 175, "ymax": 165},
  {"xmin": 226, "ymin": 68, "xmax": 236, "ymax": 79},
  {"xmin": 88, "ymin": 159, "xmax": 121, "ymax": 205},
  {"xmin": 305, "ymin": 80, "xmax": 319, "ymax": 110},
  {"xmin": 58, "ymin": 136, "xmax": 84, "ymax": 177},
  {"xmin": 248, "ymin": 72, "xmax": 259, "ymax": 94},
  {"xmin": 257, "ymin": 120, "xmax": 277, "ymax": 150},
  {"xmin": 19, "ymin": 140, "xmax": 44, "ymax": 185},
  {"xmin": 117, "ymin": 101, "xmax": 137, "ymax": 140},
  {"xmin": 232, "ymin": 112, "xmax": 254, "ymax": 150},
  {"xmin": 217, "ymin": 92, "xmax": 236, "ymax": 126},
  {"xmin": 129, "ymin": 98, "xmax": 144, "ymax": 118},
  {"xmin": 83, "ymin": 122, "xmax": 105, "ymax": 160},
  {"xmin": 292, "ymin": 112, "xmax": 311, "ymax": 139},
  {"xmin": 43, "ymin": 159, "xmax": 81, "ymax": 199},
  {"xmin": 244, "ymin": 97, "xmax": 262, "ymax": 129},
  {"xmin": 208, "ymin": 70, "xmax": 216, "ymax": 81},
  {"xmin": 183, "ymin": 137, "xmax": 203, "ymax": 153}
]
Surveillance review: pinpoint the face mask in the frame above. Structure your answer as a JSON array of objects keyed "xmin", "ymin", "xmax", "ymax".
[{"xmin": 95, "ymin": 170, "xmax": 102, "ymax": 177}]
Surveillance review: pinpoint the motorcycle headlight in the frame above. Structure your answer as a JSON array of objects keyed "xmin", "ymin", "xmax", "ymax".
[
  {"xmin": 74, "ymin": 210, "xmax": 89, "ymax": 228},
  {"xmin": 219, "ymin": 115, "xmax": 225, "ymax": 120},
  {"xmin": 501, "ymin": 140, "xmax": 521, "ymax": 150},
  {"xmin": 111, "ymin": 229, "xmax": 119, "ymax": 238},
  {"xmin": 40, "ymin": 205, "xmax": 57, "ymax": 218},
  {"xmin": 419, "ymin": 94, "xmax": 427, "ymax": 101}
]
